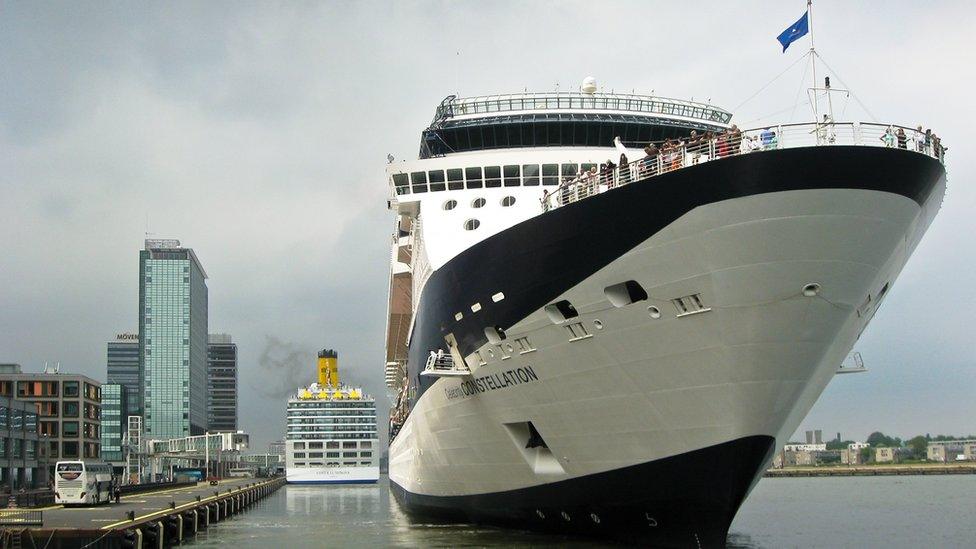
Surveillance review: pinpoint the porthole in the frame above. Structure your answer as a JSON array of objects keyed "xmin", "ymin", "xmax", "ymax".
[
  {"xmin": 464, "ymin": 219, "xmax": 480, "ymax": 231},
  {"xmin": 593, "ymin": 319, "xmax": 604, "ymax": 330},
  {"xmin": 648, "ymin": 306, "xmax": 661, "ymax": 319},
  {"xmin": 443, "ymin": 199, "xmax": 457, "ymax": 211},
  {"xmin": 471, "ymin": 197, "xmax": 486, "ymax": 208},
  {"xmin": 504, "ymin": 343, "xmax": 515, "ymax": 353},
  {"xmin": 501, "ymin": 196, "xmax": 517, "ymax": 207},
  {"xmin": 487, "ymin": 349, "xmax": 495, "ymax": 359}
]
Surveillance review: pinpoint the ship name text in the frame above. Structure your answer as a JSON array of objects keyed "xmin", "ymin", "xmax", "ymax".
[{"xmin": 444, "ymin": 366, "xmax": 539, "ymax": 401}]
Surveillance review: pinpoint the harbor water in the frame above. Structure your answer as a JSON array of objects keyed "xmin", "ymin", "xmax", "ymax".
[{"xmin": 186, "ymin": 475, "xmax": 975, "ymax": 547}]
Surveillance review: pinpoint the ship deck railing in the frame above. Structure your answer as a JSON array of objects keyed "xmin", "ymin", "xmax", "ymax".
[
  {"xmin": 542, "ymin": 121, "xmax": 946, "ymax": 212},
  {"xmin": 421, "ymin": 350, "xmax": 470, "ymax": 377}
]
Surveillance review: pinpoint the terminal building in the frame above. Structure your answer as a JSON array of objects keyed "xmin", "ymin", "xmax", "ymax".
[{"xmin": 0, "ymin": 364, "xmax": 102, "ymax": 463}]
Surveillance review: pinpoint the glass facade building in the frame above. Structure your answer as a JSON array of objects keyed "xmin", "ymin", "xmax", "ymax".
[
  {"xmin": 99, "ymin": 384, "xmax": 127, "ymax": 463},
  {"xmin": 0, "ymin": 395, "xmax": 45, "ymax": 490},
  {"xmin": 139, "ymin": 239, "xmax": 209, "ymax": 440},
  {"xmin": 107, "ymin": 336, "xmax": 140, "ymax": 419},
  {"xmin": 207, "ymin": 334, "xmax": 238, "ymax": 432}
]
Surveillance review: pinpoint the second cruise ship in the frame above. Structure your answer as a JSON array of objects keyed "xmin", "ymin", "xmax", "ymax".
[{"xmin": 285, "ymin": 349, "xmax": 379, "ymax": 484}]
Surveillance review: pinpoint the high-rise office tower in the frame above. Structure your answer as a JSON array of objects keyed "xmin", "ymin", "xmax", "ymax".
[
  {"xmin": 207, "ymin": 333, "xmax": 238, "ymax": 432},
  {"xmin": 139, "ymin": 239, "xmax": 208, "ymax": 439},
  {"xmin": 107, "ymin": 333, "xmax": 140, "ymax": 419}
]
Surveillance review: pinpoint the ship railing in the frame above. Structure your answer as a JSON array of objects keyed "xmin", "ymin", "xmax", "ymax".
[
  {"xmin": 421, "ymin": 349, "xmax": 470, "ymax": 377},
  {"xmin": 541, "ymin": 121, "xmax": 946, "ymax": 212}
]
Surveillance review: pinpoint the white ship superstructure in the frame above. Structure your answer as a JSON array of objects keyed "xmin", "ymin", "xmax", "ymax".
[
  {"xmin": 285, "ymin": 349, "xmax": 379, "ymax": 484},
  {"xmin": 382, "ymin": 79, "xmax": 947, "ymax": 545}
]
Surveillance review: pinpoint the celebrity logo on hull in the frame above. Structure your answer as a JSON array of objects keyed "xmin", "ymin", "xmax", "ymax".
[{"xmin": 444, "ymin": 366, "xmax": 539, "ymax": 401}]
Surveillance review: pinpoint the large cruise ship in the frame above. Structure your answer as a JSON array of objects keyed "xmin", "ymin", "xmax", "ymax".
[
  {"xmin": 285, "ymin": 350, "xmax": 379, "ymax": 484},
  {"xmin": 383, "ymin": 78, "xmax": 946, "ymax": 545}
]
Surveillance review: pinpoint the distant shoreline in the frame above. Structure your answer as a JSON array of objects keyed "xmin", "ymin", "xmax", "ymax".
[{"xmin": 764, "ymin": 463, "xmax": 976, "ymax": 477}]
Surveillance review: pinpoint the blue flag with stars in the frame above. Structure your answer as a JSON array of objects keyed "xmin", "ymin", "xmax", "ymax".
[{"xmin": 777, "ymin": 11, "xmax": 809, "ymax": 52}]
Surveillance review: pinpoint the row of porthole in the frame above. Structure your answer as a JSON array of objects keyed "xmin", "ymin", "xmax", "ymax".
[{"xmin": 444, "ymin": 196, "xmax": 517, "ymax": 211}]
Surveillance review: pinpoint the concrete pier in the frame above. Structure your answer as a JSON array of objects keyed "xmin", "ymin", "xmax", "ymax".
[{"xmin": 0, "ymin": 476, "xmax": 285, "ymax": 548}]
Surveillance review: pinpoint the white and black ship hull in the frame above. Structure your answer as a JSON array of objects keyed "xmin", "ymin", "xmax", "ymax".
[{"xmin": 389, "ymin": 147, "xmax": 945, "ymax": 546}]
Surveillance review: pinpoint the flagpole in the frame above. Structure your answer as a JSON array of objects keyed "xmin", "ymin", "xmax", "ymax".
[{"xmin": 808, "ymin": 0, "xmax": 819, "ymax": 124}]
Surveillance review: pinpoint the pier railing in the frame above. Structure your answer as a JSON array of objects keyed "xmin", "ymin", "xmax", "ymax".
[{"xmin": 542, "ymin": 122, "xmax": 946, "ymax": 212}]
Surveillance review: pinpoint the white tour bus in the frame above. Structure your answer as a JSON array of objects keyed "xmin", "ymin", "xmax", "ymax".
[{"xmin": 54, "ymin": 461, "xmax": 114, "ymax": 505}]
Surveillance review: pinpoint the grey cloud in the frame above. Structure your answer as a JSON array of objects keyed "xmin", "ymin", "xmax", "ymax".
[{"xmin": 1, "ymin": 1, "xmax": 974, "ymax": 450}]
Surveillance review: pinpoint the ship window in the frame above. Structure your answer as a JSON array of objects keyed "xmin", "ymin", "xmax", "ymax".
[
  {"xmin": 326, "ymin": 452, "xmax": 339, "ymax": 458},
  {"xmin": 464, "ymin": 219, "xmax": 480, "ymax": 231},
  {"xmin": 428, "ymin": 170, "xmax": 446, "ymax": 192},
  {"xmin": 485, "ymin": 166, "xmax": 502, "ymax": 187},
  {"xmin": 343, "ymin": 441, "xmax": 356, "ymax": 448},
  {"xmin": 447, "ymin": 168, "xmax": 464, "ymax": 190},
  {"xmin": 545, "ymin": 300, "xmax": 579, "ymax": 324},
  {"xmin": 293, "ymin": 442, "xmax": 305, "ymax": 449},
  {"xmin": 361, "ymin": 441, "xmax": 372, "ymax": 448},
  {"xmin": 410, "ymin": 171, "xmax": 428, "ymax": 193},
  {"xmin": 503, "ymin": 165, "xmax": 521, "ymax": 187},
  {"xmin": 542, "ymin": 164, "xmax": 559, "ymax": 186},
  {"xmin": 327, "ymin": 442, "xmax": 339, "ymax": 449},
  {"xmin": 560, "ymin": 163, "xmax": 579, "ymax": 179},
  {"xmin": 604, "ymin": 280, "xmax": 648, "ymax": 307},
  {"xmin": 465, "ymin": 167, "xmax": 483, "ymax": 188},
  {"xmin": 308, "ymin": 442, "xmax": 323, "ymax": 449},
  {"xmin": 309, "ymin": 452, "xmax": 323, "ymax": 458},
  {"xmin": 501, "ymin": 196, "xmax": 516, "ymax": 207},
  {"xmin": 392, "ymin": 173, "xmax": 410, "ymax": 195},
  {"xmin": 581, "ymin": 163, "xmax": 597, "ymax": 174},
  {"xmin": 294, "ymin": 452, "xmax": 306, "ymax": 458},
  {"xmin": 443, "ymin": 199, "xmax": 458, "ymax": 211},
  {"xmin": 471, "ymin": 197, "xmax": 486, "ymax": 208},
  {"xmin": 522, "ymin": 164, "xmax": 540, "ymax": 186}
]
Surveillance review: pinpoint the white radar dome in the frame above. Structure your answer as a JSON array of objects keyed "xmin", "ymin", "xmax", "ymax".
[{"xmin": 581, "ymin": 76, "xmax": 597, "ymax": 94}]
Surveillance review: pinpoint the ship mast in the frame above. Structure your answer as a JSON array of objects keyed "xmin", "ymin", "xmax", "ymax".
[{"xmin": 808, "ymin": 0, "xmax": 819, "ymax": 124}]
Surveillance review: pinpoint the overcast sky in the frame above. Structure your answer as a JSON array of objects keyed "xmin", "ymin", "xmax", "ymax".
[{"xmin": 2, "ymin": 1, "xmax": 974, "ymax": 450}]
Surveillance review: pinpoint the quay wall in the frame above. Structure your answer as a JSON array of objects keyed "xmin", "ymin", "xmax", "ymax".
[
  {"xmin": 0, "ymin": 476, "xmax": 286, "ymax": 549},
  {"xmin": 765, "ymin": 464, "xmax": 976, "ymax": 477}
]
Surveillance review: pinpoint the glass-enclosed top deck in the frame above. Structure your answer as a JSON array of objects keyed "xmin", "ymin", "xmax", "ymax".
[
  {"xmin": 420, "ymin": 91, "xmax": 733, "ymax": 158},
  {"xmin": 432, "ymin": 91, "xmax": 733, "ymax": 126}
]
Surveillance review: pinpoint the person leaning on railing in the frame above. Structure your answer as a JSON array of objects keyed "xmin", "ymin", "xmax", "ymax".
[
  {"xmin": 601, "ymin": 158, "xmax": 615, "ymax": 191},
  {"xmin": 881, "ymin": 126, "xmax": 896, "ymax": 147},
  {"xmin": 642, "ymin": 143, "xmax": 659, "ymax": 177}
]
